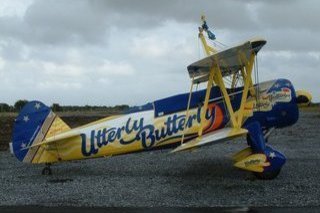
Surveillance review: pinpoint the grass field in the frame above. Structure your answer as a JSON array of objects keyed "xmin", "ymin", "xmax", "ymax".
[{"xmin": 299, "ymin": 105, "xmax": 320, "ymax": 112}]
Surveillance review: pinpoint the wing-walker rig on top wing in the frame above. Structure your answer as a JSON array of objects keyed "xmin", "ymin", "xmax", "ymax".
[{"xmin": 12, "ymin": 16, "xmax": 312, "ymax": 179}]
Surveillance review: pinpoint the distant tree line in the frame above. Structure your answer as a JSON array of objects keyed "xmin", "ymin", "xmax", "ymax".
[
  {"xmin": 2, "ymin": 99, "xmax": 319, "ymax": 113},
  {"xmin": 0, "ymin": 100, "xmax": 29, "ymax": 112},
  {"xmin": 50, "ymin": 103, "xmax": 129, "ymax": 112},
  {"xmin": 0, "ymin": 100, "xmax": 129, "ymax": 113}
]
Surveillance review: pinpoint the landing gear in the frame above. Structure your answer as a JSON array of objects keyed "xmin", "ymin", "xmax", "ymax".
[
  {"xmin": 42, "ymin": 163, "xmax": 52, "ymax": 175},
  {"xmin": 245, "ymin": 122, "xmax": 286, "ymax": 180}
]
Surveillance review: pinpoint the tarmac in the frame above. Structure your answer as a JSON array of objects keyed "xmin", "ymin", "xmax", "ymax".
[{"xmin": 0, "ymin": 111, "xmax": 319, "ymax": 209}]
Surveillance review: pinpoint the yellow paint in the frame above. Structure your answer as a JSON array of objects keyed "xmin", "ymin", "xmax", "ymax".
[
  {"xmin": 198, "ymin": 30, "xmax": 217, "ymax": 56},
  {"xmin": 215, "ymin": 63, "xmax": 238, "ymax": 128},
  {"xmin": 25, "ymin": 17, "xmax": 265, "ymax": 166},
  {"xmin": 231, "ymin": 73, "xmax": 238, "ymax": 89},
  {"xmin": 71, "ymin": 115, "xmax": 122, "ymax": 130},
  {"xmin": 172, "ymin": 127, "xmax": 247, "ymax": 153},
  {"xmin": 198, "ymin": 15, "xmax": 217, "ymax": 56},
  {"xmin": 198, "ymin": 67, "xmax": 214, "ymax": 137},
  {"xmin": 236, "ymin": 53, "xmax": 255, "ymax": 127},
  {"xmin": 181, "ymin": 76, "xmax": 195, "ymax": 144},
  {"xmin": 296, "ymin": 90, "xmax": 313, "ymax": 106},
  {"xmin": 197, "ymin": 15, "xmax": 257, "ymax": 130},
  {"xmin": 232, "ymin": 147, "xmax": 252, "ymax": 162},
  {"xmin": 234, "ymin": 154, "xmax": 270, "ymax": 172},
  {"xmin": 30, "ymin": 106, "xmax": 217, "ymax": 164},
  {"xmin": 45, "ymin": 116, "xmax": 71, "ymax": 139}
]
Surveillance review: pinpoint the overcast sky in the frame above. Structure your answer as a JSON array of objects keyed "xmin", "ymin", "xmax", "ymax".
[{"xmin": 0, "ymin": 0, "xmax": 319, "ymax": 106}]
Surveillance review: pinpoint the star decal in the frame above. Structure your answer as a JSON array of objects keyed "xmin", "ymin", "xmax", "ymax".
[
  {"xmin": 269, "ymin": 152, "xmax": 276, "ymax": 159},
  {"xmin": 35, "ymin": 102, "xmax": 41, "ymax": 109},
  {"xmin": 21, "ymin": 143, "xmax": 26, "ymax": 149},
  {"xmin": 23, "ymin": 115, "xmax": 29, "ymax": 122}
]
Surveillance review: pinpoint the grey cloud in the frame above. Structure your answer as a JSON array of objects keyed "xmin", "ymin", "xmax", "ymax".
[
  {"xmin": 256, "ymin": 0, "xmax": 320, "ymax": 31},
  {"xmin": 25, "ymin": 0, "xmax": 109, "ymax": 44},
  {"xmin": 1, "ymin": 0, "xmax": 317, "ymax": 50},
  {"xmin": 93, "ymin": 0, "xmax": 257, "ymax": 30},
  {"xmin": 0, "ymin": 0, "xmax": 109, "ymax": 46},
  {"xmin": 258, "ymin": 51, "xmax": 320, "ymax": 101},
  {"xmin": 0, "ymin": 0, "xmax": 319, "ymax": 105}
]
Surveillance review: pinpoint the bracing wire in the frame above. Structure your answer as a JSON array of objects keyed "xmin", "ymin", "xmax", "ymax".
[
  {"xmin": 255, "ymin": 55, "xmax": 260, "ymax": 110},
  {"xmin": 214, "ymin": 40, "xmax": 228, "ymax": 48},
  {"xmin": 202, "ymin": 34, "xmax": 224, "ymax": 50},
  {"xmin": 208, "ymin": 37, "xmax": 228, "ymax": 50}
]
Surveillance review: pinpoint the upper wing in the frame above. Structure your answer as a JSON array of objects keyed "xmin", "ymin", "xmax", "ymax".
[
  {"xmin": 171, "ymin": 127, "xmax": 248, "ymax": 153},
  {"xmin": 188, "ymin": 38, "xmax": 266, "ymax": 84}
]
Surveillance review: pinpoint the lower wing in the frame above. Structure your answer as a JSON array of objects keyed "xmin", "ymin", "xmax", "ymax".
[{"xmin": 171, "ymin": 127, "xmax": 248, "ymax": 153}]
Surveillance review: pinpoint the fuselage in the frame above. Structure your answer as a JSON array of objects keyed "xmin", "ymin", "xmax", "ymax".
[{"xmin": 39, "ymin": 78, "xmax": 298, "ymax": 163}]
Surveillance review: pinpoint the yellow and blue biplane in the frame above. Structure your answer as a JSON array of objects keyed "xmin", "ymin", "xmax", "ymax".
[{"xmin": 12, "ymin": 17, "xmax": 312, "ymax": 179}]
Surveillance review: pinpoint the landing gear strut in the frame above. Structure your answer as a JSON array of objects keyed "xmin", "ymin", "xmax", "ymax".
[
  {"xmin": 246, "ymin": 122, "xmax": 286, "ymax": 180},
  {"xmin": 42, "ymin": 163, "xmax": 52, "ymax": 175}
]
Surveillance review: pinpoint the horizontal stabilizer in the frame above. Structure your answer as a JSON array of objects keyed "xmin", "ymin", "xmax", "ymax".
[
  {"xmin": 171, "ymin": 127, "xmax": 248, "ymax": 153},
  {"xmin": 22, "ymin": 130, "xmax": 80, "ymax": 150}
]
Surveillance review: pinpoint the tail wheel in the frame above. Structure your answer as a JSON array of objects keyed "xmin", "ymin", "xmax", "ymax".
[
  {"xmin": 253, "ymin": 169, "xmax": 281, "ymax": 180},
  {"xmin": 42, "ymin": 165, "xmax": 52, "ymax": 175}
]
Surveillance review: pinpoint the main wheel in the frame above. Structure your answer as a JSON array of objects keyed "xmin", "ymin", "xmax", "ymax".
[
  {"xmin": 42, "ymin": 167, "xmax": 52, "ymax": 175},
  {"xmin": 253, "ymin": 169, "xmax": 281, "ymax": 180}
]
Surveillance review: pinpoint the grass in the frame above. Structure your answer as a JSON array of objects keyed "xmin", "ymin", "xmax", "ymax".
[
  {"xmin": 0, "ymin": 112, "xmax": 17, "ymax": 117},
  {"xmin": 299, "ymin": 105, "xmax": 320, "ymax": 112}
]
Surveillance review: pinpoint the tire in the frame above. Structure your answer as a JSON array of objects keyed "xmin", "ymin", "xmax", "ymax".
[
  {"xmin": 42, "ymin": 167, "xmax": 52, "ymax": 175},
  {"xmin": 253, "ymin": 169, "xmax": 281, "ymax": 180},
  {"xmin": 246, "ymin": 134, "xmax": 252, "ymax": 146}
]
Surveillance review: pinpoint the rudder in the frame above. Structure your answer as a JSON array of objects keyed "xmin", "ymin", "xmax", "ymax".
[{"xmin": 12, "ymin": 101, "xmax": 70, "ymax": 163}]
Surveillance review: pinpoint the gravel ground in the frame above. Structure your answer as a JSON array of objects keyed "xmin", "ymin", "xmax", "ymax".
[{"xmin": 0, "ymin": 111, "xmax": 319, "ymax": 207}]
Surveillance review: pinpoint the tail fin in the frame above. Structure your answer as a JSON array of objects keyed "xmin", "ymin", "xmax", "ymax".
[{"xmin": 12, "ymin": 101, "xmax": 70, "ymax": 163}]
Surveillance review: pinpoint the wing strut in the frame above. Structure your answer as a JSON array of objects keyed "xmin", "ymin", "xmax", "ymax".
[
  {"xmin": 236, "ymin": 53, "xmax": 255, "ymax": 127},
  {"xmin": 198, "ymin": 66, "xmax": 215, "ymax": 137},
  {"xmin": 180, "ymin": 75, "xmax": 195, "ymax": 144},
  {"xmin": 214, "ymin": 60, "xmax": 239, "ymax": 127},
  {"xmin": 174, "ymin": 16, "xmax": 265, "ymax": 153}
]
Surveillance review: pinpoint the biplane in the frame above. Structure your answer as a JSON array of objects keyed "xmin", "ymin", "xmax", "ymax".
[{"xmin": 12, "ymin": 16, "xmax": 312, "ymax": 179}]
